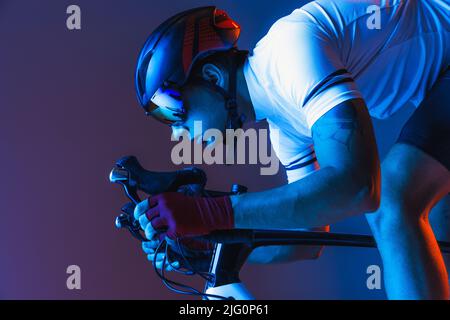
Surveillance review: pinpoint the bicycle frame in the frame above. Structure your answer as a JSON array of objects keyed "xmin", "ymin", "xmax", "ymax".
[{"xmin": 201, "ymin": 229, "xmax": 450, "ymax": 300}]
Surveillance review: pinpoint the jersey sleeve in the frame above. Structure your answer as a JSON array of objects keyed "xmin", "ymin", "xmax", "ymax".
[
  {"xmin": 272, "ymin": 20, "xmax": 363, "ymax": 129},
  {"xmin": 267, "ymin": 120, "xmax": 319, "ymax": 183}
]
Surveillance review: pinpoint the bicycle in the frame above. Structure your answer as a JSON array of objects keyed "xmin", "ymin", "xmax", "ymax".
[{"xmin": 109, "ymin": 156, "xmax": 450, "ymax": 300}]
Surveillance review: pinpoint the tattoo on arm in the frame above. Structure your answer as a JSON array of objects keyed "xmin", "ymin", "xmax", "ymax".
[{"xmin": 312, "ymin": 98, "xmax": 379, "ymax": 172}]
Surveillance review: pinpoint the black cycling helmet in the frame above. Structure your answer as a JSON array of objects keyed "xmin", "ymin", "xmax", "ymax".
[{"xmin": 135, "ymin": 6, "xmax": 243, "ymax": 127}]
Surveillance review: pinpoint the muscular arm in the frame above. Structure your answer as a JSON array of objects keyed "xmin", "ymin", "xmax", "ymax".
[{"xmin": 231, "ymin": 98, "xmax": 381, "ymax": 230}]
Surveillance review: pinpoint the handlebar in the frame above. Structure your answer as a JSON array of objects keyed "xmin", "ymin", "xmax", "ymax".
[{"xmin": 109, "ymin": 155, "xmax": 247, "ymax": 243}]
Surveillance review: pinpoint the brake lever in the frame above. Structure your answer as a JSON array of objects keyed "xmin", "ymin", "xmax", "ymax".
[
  {"xmin": 115, "ymin": 202, "xmax": 147, "ymax": 242},
  {"xmin": 109, "ymin": 167, "xmax": 141, "ymax": 204},
  {"xmin": 109, "ymin": 155, "xmax": 248, "ymax": 243},
  {"xmin": 109, "ymin": 156, "xmax": 208, "ymax": 242},
  {"xmin": 109, "ymin": 163, "xmax": 145, "ymax": 241}
]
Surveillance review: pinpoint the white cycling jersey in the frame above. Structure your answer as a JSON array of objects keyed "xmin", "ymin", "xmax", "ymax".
[{"xmin": 243, "ymin": 0, "xmax": 450, "ymax": 183}]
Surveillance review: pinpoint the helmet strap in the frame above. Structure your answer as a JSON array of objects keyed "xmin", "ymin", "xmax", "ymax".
[
  {"xmin": 217, "ymin": 50, "xmax": 248, "ymax": 149},
  {"xmin": 222, "ymin": 50, "xmax": 247, "ymax": 131},
  {"xmin": 187, "ymin": 50, "xmax": 247, "ymax": 131}
]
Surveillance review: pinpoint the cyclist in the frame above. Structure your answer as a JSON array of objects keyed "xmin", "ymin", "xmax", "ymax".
[{"xmin": 133, "ymin": 1, "xmax": 450, "ymax": 299}]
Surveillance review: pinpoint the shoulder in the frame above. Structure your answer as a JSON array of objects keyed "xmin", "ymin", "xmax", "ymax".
[
  {"xmin": 266, "ymin": 8, "xmax": 327, "ymax": 42},
  {"xmin": 260, "ymin": 14, "xmax": 332, "ymax": 70},
  {"xmin": 252, "ymin": 2, "xmax": 343, "ymax": 57},
  {"xmin": 270, "ymin": 0, "xmax": 390, "ymax": 40}
]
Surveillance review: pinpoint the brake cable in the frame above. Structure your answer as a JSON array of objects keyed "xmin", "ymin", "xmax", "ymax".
[{"xmin": 152, "ymin": 239, "xmax": 231, "ymax": 300}]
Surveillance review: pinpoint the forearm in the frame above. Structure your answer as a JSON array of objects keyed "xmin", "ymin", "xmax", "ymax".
[
  {"xmin": 231, "ymin": 166, "xmax": 378, "ymax": 229},
  {"xmin": 232, "ymin": 99, "xmax": 380, "ymax": 230}
]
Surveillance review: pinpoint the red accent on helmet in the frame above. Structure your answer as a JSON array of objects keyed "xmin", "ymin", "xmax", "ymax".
[
  {"xmin": 182, "ymin": 16, "xmax": 196, "ymax": 73},
  {"xmin": 198, "ymin": 17, "xmax": 225, "ymax": 53},
  {"xmin": 214, "ymin": 9, "xmax": 240, "ymax": 29},
  {"xmin": 181, "ymin": 9, "xmax": 240, "ymax": 74}
]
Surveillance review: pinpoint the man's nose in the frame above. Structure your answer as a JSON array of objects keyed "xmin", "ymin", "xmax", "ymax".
[{"xmin": 171, "ymin": 126, "xmax": 190, "ymax": 140}]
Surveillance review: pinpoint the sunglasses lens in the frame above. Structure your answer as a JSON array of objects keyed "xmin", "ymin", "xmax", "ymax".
[{"xmin": 147, "ymin": 87, "xmax": 186, "ymax": 125}]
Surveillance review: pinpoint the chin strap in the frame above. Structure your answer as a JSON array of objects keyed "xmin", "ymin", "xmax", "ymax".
[
  {"xmin": 209, "ymin": 50, "xmax": 248, "ymax": 131},
  {"xmin": 189, "ymin": 50, "xmax": 248, "ymax": 131},
  {"xmin": 224, "ymin": 51, "xmax": 245, "ymax": 130}
]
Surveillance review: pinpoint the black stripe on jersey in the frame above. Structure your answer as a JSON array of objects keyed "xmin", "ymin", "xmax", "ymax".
[
  {"xmin": 285, "ymin": 157, "xmax": 318, "ymax": 171},
  {"xmin": 303, "ymin": 69, "xmax": 354, "ymax": 108},
  {"xmin": 285, "ymin": 150, "xmax": 315, "ymax": 168}
]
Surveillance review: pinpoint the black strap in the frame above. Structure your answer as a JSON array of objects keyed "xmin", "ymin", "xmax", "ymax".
[
  {"xmin": 188, "ymin": 50, "xmax": 246, "ymax": 131},
  {"xmin": 224, "ymin": 50, "xmax": 246, "ymax": 130}
]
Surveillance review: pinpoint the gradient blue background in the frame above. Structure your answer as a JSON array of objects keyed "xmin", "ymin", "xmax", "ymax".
[{"xmin": 0, "ymin": 0, "xmax": 415, "ymax": 299}]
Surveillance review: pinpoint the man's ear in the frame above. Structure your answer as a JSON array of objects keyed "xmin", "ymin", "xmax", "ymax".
[{"xmin": 202, "ymin": 63, "xmax": 226, "ymax": 88}]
